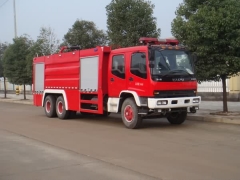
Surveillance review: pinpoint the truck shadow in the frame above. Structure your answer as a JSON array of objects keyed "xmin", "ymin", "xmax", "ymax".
[{"xmin": 69, "ymin": 113, "xmax": 189, "ymax": 130}]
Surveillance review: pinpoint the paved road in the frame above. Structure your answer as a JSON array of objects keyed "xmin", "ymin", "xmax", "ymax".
[
  {"xmin": 1, "ymin": 102, "xmax": 240, "ymax": 180},
  {"xmin": 0, "ymin": 130, "xmax": 155, "ymax": 180}
]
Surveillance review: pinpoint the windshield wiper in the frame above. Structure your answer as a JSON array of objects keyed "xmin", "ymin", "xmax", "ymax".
[
  {"xmin": 158, "ymin": 50, "xmax": 170, "ymax": 70},
  {"xmin": 162, "ymin": 69, "xmax": 193, "ymax": 77}
]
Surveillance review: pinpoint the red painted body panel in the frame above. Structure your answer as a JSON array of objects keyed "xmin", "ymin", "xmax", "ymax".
[
  {"xmin": 65, "ymin": 90, "xmax": 79, "ymax": 111},
  {"xmin": 33, "ymin": 46, "xmax": 112, "ymax": 113},
  {"xmin": 102, "ymin": 52, "xmax": 110, "ymax": 95},
  {"xmin": 108, "ymin": 46, "xmax": 151, "ymax": 97},
  {"xmin": 33, "ymin": 56, "xmax": 45, "ymax": 107},
  {"xmin": 44, "ymin": 52, "xmax": 80, "ymax": 89},
  {"xmin": 33, "ymin": 94, "xmax": 43, "ymax": 107},
  {"xmin": 108, "ymin": 53, "xmax": 127, "ymax": 97},
  {"xmin": 151, "ymin": 81, "xmax": 197, "ymax": 91}
]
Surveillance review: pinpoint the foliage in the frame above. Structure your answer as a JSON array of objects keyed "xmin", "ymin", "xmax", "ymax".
[
  {"xmin": 171, "ymin": 0, "xmax": 240, "ymax": 112},
  {"xmin": 3, "ymin": 35, "xmax": 33, "ymax": 86},
  {"xmin": 172, "ymin": 0, "xmax": 240, "ymax": 82},
  {"xmin": 0, "ymin": 42, "xmax": 8, "ymax": 98},
  {"xmin": 25, "ymin": 26, "xmax": 60, "ymax": 81},
  {"xmin": 106, "ymin": 0, "xmax": 161, "ymax": 48},
  {"xmin": 62, "ymin": 19, "xmax": 108, "ymax": 49},
  {"xmin": 0, "ymin": 42, "xmax": 8, "ymax": 77},
  {"xmin": 26, "ymin": 43, "xmax": 39, "ymax": 83},
  {"xmin": 0, "ymin": 59, "xmax": 2, "ymax": 77},
  {"xmin": 36, "ymin": 26, "xmax": 60, "ymax": 56}
]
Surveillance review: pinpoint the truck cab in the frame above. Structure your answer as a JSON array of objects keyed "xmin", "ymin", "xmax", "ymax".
[{"xmin": 107, "ymin": 37, "xmax": 201, "ymax": 129}]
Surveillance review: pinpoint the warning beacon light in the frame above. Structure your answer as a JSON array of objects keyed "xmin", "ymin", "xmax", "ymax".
[{"xmin": 139, "ymin": 37, "xmax": 179, "ymax": 46}]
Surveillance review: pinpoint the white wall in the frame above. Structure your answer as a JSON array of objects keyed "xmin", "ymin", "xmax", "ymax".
[
  {"xmin": 197, "ymin": 79, "xmax": 229, "ymax": 92},
  {"xmin": 0, "ymin": 78, "xmax": 32, "ymax": 91}
]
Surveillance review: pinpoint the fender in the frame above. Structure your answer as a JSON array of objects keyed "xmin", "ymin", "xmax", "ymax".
[
  {"xmin": 120, "ymin": 90, "xmax": 141, "ymax": 106},
  {"xmin": 42, "ymin": 89, "xmax": 69, "ymax": 110}
]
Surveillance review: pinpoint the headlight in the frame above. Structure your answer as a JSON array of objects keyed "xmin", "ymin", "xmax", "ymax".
[
  {"xmin": 157, "ymin": 100, "xmax": 168, "ymax": 105},
  {"xmin": 193, "ymin": 98, "xmax": 200, "ymax": 103}
]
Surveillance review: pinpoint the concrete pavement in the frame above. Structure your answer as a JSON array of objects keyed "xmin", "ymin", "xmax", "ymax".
[
  {"xmin": 0, "ymin": 129, "xmax": 156, "ymax": 180},
  {"xmin": 1, "ymin": 93, "xmax": 240, "ymax": 125},
  {"xmin": 1, "ymin": 102, "xmax": 240, "ymax": 180},
  {"xmin": 0, "ymin": 94, "xmax": 33, "ymax": 105},
  {"xmin": 187, "ymin": 101, "xmax": 240, "ymax": 125}
]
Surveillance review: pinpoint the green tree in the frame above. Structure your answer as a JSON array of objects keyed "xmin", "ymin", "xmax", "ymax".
[
  {"xmin": 26, "ymin": 42, "xmax": 41, "ymax": 88},
  {"xmin": 3, "ymin": 35, "xmax": 33, "ymax": 100},
  {"xmin": 171, "ymin": 0, "xmax": 240, "ymax": 112},
  {"xmin": 36, "ymin": 26, "xmax": 60, "ymax": 55},
  {"xmin": 106, "ymin": 0, "xmax": 161, "ymax": 48},
  {"xmin": 0, "ymin": 42, "xmax": 8, "ymax": 98},
  {"xmin": 62, "ymin": 19, "xmax": 108, "ymax": 49},
  {"xmin": 26, "ymin": 26, "xmax": 60, "ymax": 82}
]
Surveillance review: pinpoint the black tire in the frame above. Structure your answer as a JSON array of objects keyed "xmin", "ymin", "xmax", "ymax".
[
  {"xmin": 56, "ymin": 96, "xmax": 70, "ymax": 120},
  {"xmin": 167, "ymin": 110, "xmax": 187, "ymax": 125},
  {"xmin": 121, "ymin": 97, "xmax": 142, "ymax": 129},
  {"xmin": 44, "ymin": 95, "xmax": 57, "ymax": 118}
]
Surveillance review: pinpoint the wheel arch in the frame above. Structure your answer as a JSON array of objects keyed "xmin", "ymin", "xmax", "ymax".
[
  {"xmin": 118, "ymin": 91, "xmax": 141, "ymax": 112},
  {"xmin": 42, "ymin": 90, "xmax": 69, "ymax": 110}
]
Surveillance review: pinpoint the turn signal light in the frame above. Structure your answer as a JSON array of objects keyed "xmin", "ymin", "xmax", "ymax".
[{"xmin": 193, "ymin": 98, "xmax": 200, "ymax": 103}]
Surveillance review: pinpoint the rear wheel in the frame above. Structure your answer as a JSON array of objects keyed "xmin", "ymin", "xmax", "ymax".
[
  {"xmin": 121, "ymin": 97, "xmax": 142, "ymax": 129},
  {"xmin": 56, "ymin": 96, "xmax": 70, "ymax": 119},
  {"xmin": 44, "ymin": 95, "xmax": 57, "ymax": 118},
  {"xmin": 167, "ymin": 110, "xmax": 187, "ymax": 125}
]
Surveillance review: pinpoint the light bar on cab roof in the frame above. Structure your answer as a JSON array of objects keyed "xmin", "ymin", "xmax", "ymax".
[
  {"xmin": 139, "ymin": 37, "xmax": 179, "ymax": 46},
  {"xmin": 151, "ymin": 44, "xmax": 185, "ymax": 50}
]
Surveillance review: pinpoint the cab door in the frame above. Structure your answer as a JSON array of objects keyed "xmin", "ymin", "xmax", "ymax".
[
  {"xmin": 126, "ymin": 51, "xmax": 150, "ymax": 97},
  {"xmin": 108, "ymin": 54, "xmax": 126, "ymax": 97}
]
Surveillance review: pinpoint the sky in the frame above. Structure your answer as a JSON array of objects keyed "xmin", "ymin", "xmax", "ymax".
[{"xmin": 0, "ymin": 0, "xmax": 183, "ymax": 43}]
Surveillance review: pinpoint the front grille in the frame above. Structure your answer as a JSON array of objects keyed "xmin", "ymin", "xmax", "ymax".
[{"xmin": 154, "ymin": 90, "xmax": 196, "ymax": 98}]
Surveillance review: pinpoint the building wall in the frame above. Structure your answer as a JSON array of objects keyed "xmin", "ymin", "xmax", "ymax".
[{"xmin": 0, "ymin": 78, "xmax": 32, "ymax": 91}]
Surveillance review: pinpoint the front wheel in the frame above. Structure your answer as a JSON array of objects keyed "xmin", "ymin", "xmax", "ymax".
[
  {"xmin": 167, "ymin": 110, "xmax": 187, "ymax": 125},
  {"xmin": 121, "ymin": 97, "xmax": 142, "ymax": 129}
]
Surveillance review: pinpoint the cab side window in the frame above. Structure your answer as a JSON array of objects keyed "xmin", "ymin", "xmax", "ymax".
[
  {"xmin": 130, "ymin": 52, "xmax": 147, "ymax": 79},
  {"xmin": 111, "ymin": 55, "xmax": 125, "ymax": 79}
]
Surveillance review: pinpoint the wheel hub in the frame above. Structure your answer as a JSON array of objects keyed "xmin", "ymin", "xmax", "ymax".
[
  {"xmin": 58, "ymin": 101, "xmax": 63, "ymax": 114},
  {"xmin": 46, "ymin": 101, "xmax": 51, "ymax": 113},
  {"xmin": 124, "ymin": 105, "xmax": 133, "ymax": 122}
]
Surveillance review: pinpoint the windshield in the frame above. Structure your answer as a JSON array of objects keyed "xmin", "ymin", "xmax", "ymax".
[{"xmin": 151, "ymin": 49, "xmax": 194, "ymax": 77}]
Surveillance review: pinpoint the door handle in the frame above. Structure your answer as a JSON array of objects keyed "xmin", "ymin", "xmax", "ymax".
[
  {"xmin": 129, "ymin": 77, "xmax": 134, "ymax": 81},
  {"xmin": 110, "ymin": 78, "xmax": 114, "ymax": 82}
]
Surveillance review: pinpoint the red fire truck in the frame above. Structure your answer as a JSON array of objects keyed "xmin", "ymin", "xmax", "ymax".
[{"xmin": 32, "ymin": 37, "xmax": 201, "ymax": 129}]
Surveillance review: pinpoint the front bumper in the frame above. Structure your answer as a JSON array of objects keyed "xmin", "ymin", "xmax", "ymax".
[{"xmin": 147, "ymin": 96, "xmax": 201, "ymax": 109}]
